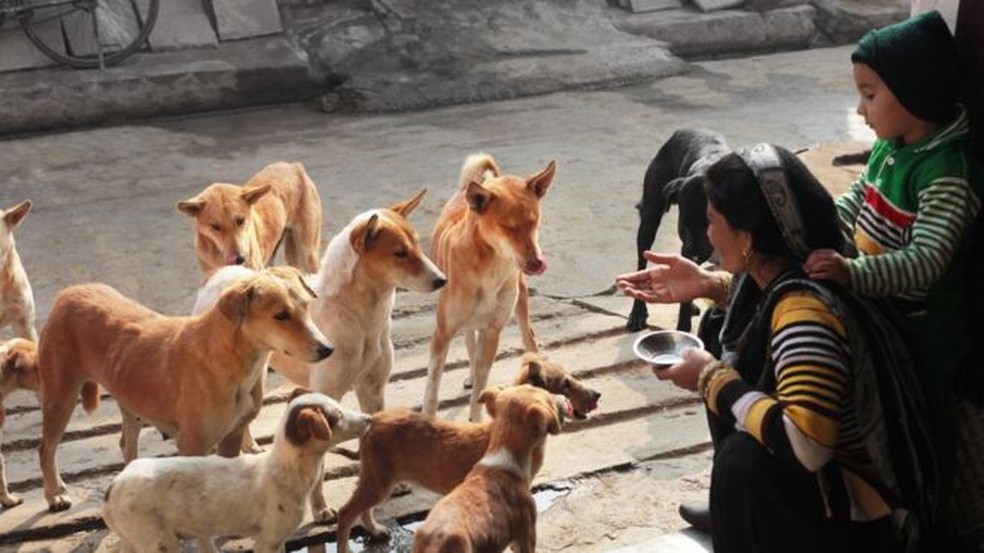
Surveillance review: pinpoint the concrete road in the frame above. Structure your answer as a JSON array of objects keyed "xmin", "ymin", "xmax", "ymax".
[{"xmin": 0, "ymin": 45, "xmax": 872, "ymax": 551}]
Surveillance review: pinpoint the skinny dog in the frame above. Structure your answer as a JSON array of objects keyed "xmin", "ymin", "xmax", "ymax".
[
  {"xmin": 102, "ymin": 391, "xmax": 371, "ymax": 553},
  {"xmin": 177, "ymin": 161, "xmax": 323, "ymax": 276},
  {"xmin": 0, "ymin": 338, "xmax": 39, "ymax": 509},
  {"xmin": 38, "ymin": 268, "xmax": 332, "ymax": 511},
  {"xmin": 193, "ymin": 190, "xmax": 445, "ymax": 520},
  {"xmin": 0, "ymin": 200, "xmax": 38, "ymax": 342},
  {"xmin": 423, "ymin": 154, "xmax": 555, "ymax": 421},
  {"xmin": 628, "ymin": 129, "xmax": 728, "ymax": 332},
  {"xmin": 334, "ymin": 353, "xmax": 599, "ymax": 552},
  {"xmin": 411, "ymin": 384, "xmax": 569, "ymax": 553}
]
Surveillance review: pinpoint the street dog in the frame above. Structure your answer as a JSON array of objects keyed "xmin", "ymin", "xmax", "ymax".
[
  {"xmin": 0, "ymin": 338, "xmax": 39, "ymax": 509},
  {"xmin": 627, "ymin": 129, "xmax": 728, "ymax": 332},
  {"xmin": 0, "ymin": 200, "xmax": 38, "ymax": 342},
  {"xmin": 37, "ymin": 268, "xmax": 332, "ymax": 511},
  {"xmin": 193, "ymin": 190, "xmax": 445, "ymax": 521},
  {"xmin": 423, "ymin": 154, "xmax": 555, "ymax": 421},
  {"xmin": 411, "ymin": 384, "xmax": 569, "ymax": 553},
  {"xmin": 177, "ymin": 161, "xmax": 323, "ymax": 276},
  {"xmin": 334, "ymin": 353, "xmax": 599, "ymax": 553},
  {"xmin": 102, "ymin": 390, "xmax": 371, "ymax": 553}
]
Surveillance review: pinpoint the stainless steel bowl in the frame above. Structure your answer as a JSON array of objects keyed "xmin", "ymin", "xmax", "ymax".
[{"xmin": 633, "ymin": 330, "xmax": 704, "ymax": 365}]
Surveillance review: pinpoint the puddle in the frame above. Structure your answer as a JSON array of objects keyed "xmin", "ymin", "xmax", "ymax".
[{"xmin": 307, "ymin": 484, "xmax": 572, "ymax": 552}]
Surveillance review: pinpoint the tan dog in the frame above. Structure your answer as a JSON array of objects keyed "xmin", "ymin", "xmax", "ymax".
[
  {"xmin": 38, "ymin": 268, "xmax": 332, "ymax": 511},
  {"xmin": 0, "ymin": 338, "xmax": 40, "ymax": 509},
  {"xmin": 411, "ymin": 384, "xmax": 568, "ymax": 553},
  {"xmin": 177, "ymin": 162, "xmax": 323, "ymax": 276},
  {"xmin": 334, "ymin": 353, "xmax": 599, "ymax": 553},
  {"xmin": 0, "ymin": 200, "xmax": 38, "ymax": 342},
  {"xmin": 423, "ymin": 154, "xmax": 556, "ymax": 421},
  {"xmin": 102, "ymin": 390, "xmax": 371, "ymax": 553},
  {"xmin": 191, "ymin": 190, "xmax": 445, "ymax": 521}
]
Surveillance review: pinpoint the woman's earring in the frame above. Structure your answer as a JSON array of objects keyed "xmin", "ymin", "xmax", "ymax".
[{"xmin": 741, "ymin": 249, "xmax": 750, "ymax": 264}]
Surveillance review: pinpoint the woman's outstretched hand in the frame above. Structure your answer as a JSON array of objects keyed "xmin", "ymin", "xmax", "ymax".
[
  {"xmin": 652, "ymin": 347, "xmax": 715, "ymax": 392},
  {"xmin": 616, "ymin": 251, "xmax": 709, "ymax": 305}
]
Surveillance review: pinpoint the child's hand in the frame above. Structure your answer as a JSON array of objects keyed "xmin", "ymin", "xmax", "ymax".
[{"xmin": 804, "ymin": 249, "xmax": 850, "ymax": 286}]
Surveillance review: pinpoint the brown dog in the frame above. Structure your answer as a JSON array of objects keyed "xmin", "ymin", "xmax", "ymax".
[
  {"xmin": 334, "ymin": 353, "xmax": 597, "ymax": 553},
  {"xmin": 411, "ymin": 384, "xmax": 568, "ymax": 553},
  {"xmin": 0, "ymin": 200, "xmax": 38, "ymax": 342},
  {"xmin": 177, "ymin": 161, "xmax": 323, "ymax": 276},
  {"xmin": 423, "ymin": 154, "xmax": 556, "ymax": 421},
  {"xmin": 0, "ymin": 338, "xmax": 40, "ymax": 509},
  {"xmin": 37, "ymin": 268, "xmax": 332, "ymax": 511}
]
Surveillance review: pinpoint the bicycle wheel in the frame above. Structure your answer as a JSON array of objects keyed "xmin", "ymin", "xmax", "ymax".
[{"xmin": 22, "ymin": 0, "xmax": 160, "ymax": 69}]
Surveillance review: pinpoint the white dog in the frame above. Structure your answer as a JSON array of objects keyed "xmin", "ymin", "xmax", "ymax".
[
  {"xmin": 101, "ymin": 391, "xmax": 371, "ymax": 553},
  {"xmin": 0, "ymin": 200, "xmax": 37, "ymax": 341}
]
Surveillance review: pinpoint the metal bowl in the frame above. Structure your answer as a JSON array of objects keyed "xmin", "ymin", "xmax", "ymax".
[{"xmin": 633, "ymin": 330, "xmax": 704, "ymax": 365}]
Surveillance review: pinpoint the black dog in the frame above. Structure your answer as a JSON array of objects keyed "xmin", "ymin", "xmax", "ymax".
[{"xmin": 627, "ymin": 129, "xmax": 729, "ymax": 333}]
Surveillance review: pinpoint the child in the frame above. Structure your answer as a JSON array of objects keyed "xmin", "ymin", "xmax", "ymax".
[{"xmin": 804, "ymin": 9, "xmax": 981, "ymax": 513}]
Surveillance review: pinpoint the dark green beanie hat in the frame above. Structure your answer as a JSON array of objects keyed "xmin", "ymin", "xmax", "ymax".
[{"xmin": 851, "ymin": 10, "xmax": 963, "ymax": 124}]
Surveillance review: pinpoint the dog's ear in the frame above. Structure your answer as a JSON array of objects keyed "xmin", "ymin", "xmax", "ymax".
[
  {"xmin": 351, "ymin": 214, "xmax": 381, "ymax": 252},
  {"xmin": 518, "ymin": 353, "xmax": 544, "ymax": 388},
  {"xmin": 466, "ymin": 181, "xmax": 493, "ymax": 213},
  {"xmin": 526, "ymin": 160, "xmax": 556, "ymax": 199},
  {"xmin": 662, "ymin": 177, "xmax": 688, "ymax": 211},
  {"xmin": 268, "ymin": 266, "xmax": 317, "ymax": 299},
  {"xmin": 285, "ymin": 405, "xmax": 333, "ymax": 446},
  {"xmin": 528, "ymin": 404, "xmax": 561, "ymax": 437},
  {"xmin": 217, "ymin": 280, "xmax": 255, "ymax": 323},
  {"xmin": 241, "ymin": 184, "xmax": 271, "ymax": 206},
  {"xmin": 176, "ymin": 196, "xmax": 205, "ymax": 217},
  {"xmin": 287, "ymin": 387, "xmax": 312, "ymax": 402},
  {"xmin": 390, "ymin": 188, "xmax": 427, "ymax": 218},
  {"xmin": 479, "ymin": 386, "xmax": 502, "ymax": 418},
  {"xmin": 3, "ymin": 199, "xmax": 32, "ymax": 228}
]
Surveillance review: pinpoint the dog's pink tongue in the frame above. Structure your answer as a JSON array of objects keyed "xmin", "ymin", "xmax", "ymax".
[{"xmin": 226, "ymin": 254, "xmax": 240, "ymax": 265}]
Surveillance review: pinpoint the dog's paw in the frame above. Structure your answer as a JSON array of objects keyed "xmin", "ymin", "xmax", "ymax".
[
  {"xmin": 366, "ymin": 525, "xmax": 392, "ymax": 541},
  {"xmin": 47, "ymin": 495, "xmax": 72, "ymax": 512},
  {"xmin": 462, "ymin": 375, "xmax": 473, "ymax": 390},
  {"xmin": 0, "ymin": 493, "xmax": 23, "ymax": 508},
  {"xmin": 312, "ymin": 507, "xmax": 338, "ymax": 525},
  {"xmin": 241, "ymin": 442, "xmax": 264, "ymax": 455}
]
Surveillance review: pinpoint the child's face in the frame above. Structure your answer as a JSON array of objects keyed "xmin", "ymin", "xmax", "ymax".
[{"xmin": 853, "ymin": 63, "xmax": 928, "ymax": 144}]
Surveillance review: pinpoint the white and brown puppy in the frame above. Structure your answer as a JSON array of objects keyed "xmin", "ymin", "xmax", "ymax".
[
  {"xmin": 335, "ymin": 353, "xmax": 598, "ymax": 553},
  {"xmin": 424, "ymin": 154, "xmax": 555, "ymax": 421},
  {"xmin": 38, "ymin": 268, "xmax": 332, "ymax": 511},
  {"xmin": 177, "ymin": 162, "xmax": 323, "ymax": 276},
  {"xmin": 0, "ymin": 200, "xmax": 38, "ymax": 342},
  {"xmin": 0, "ymin": 338, "xmax": 40, "ymax": 509},
  {"xmin": 412, "ymin": 385, "xmax": 569, "ymax": 553},
  {"xmin": 102, "ymin": 391, "xmax": 371, "ymax": 553}
]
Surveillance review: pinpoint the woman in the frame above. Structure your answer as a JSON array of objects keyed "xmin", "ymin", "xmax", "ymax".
[{"xmin": 616, "ymin": 144, "xmax": 931, "ymax": 553}]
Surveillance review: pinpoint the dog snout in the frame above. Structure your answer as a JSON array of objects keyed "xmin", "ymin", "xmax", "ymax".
[
  {"xmin": 433, "ymin": 276, "xmax": 447, "ymax": 290},
  {"xmin": 312, "ymin": 342, "xmax": 333, "ymax": 361},
  {"xmin": 591, "ymin": 389, "xmax": 602, "ymax": 402},
  {"xmin": 523, "ymin": 256, "xmax": 547, "ymax": 276}
]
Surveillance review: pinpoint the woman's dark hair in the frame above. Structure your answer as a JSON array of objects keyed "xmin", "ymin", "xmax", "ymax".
[{"xmin": 703, "ymin": 146, "xmax": 845, "ymax": 260}]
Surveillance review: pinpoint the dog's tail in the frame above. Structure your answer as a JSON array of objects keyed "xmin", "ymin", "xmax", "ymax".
[
  {"xmin": 81, "ymin": 381, "xmax": 100, "ymax": 413},
  {"xmin": 459, "ymin": 153, "xmax": 500, "ymax": 187},
  {"xmin": 329, "ymin": 446, "xmax": 360, "ymax": 460}
]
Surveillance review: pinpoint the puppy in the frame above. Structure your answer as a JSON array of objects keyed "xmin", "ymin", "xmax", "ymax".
[
  {"xmin": 177, "ymin": 161, "xmax": 323, "ymax": 276},
  {"xmin": 38, "ymin": 268, "xmax": 332, "ymax": 511},
  {"xmin": 102, "ymin": 390, "xmax": 371, "ymax": 553},
  {"xmin": 411, "ymin": 384, "xmax": 569, "ymax": 553},
  {"xmin": 627, "ymin": 129, "xmax": 728, "ymax": 332},
  {"xmin": 0, "ymin": 338, "xmax": 40, "ymax": 509},
  {"xmin": 0, "ymin": 200, "xmax": 38, "ymax": 342},
  {"xmin": 334, "ymin": 353, "xmax": 599, "ymax": 552},
  {"xmin": 193, "ymin": 190, "xmax": 445, "ymax": 520},
  {"xmin": 423, "ymin": 154, "xmax": 556, "ymax": 421}
]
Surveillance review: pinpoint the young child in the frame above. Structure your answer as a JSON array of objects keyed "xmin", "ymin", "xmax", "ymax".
[{"xmin": 804, "ymin": 9, "xmax": 981, "ymax": 511}]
